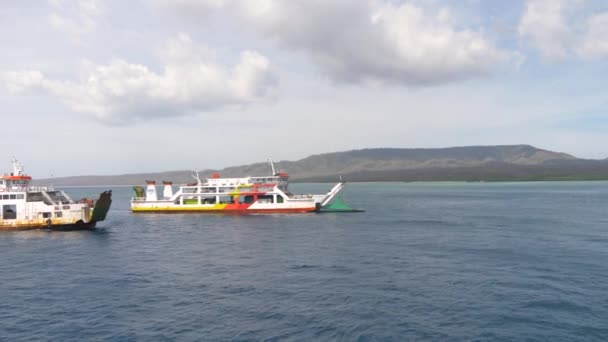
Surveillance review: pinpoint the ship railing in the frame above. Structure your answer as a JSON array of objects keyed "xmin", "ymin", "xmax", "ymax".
[
  {"xmin": 27, "ymin": 186, "xmax": 54, "ymax": 192},
  {"xmin": 0, "ymin": 186, "xmax": 53, "ymax": 192}
]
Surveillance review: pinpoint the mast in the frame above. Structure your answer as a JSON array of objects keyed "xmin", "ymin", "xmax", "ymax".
[
  {"xmin": 11, "ymin": 156, "xmax": 24, "ymax": 176},
  {"xmin": 192, "ymin": 170, "xmax": 202, "ymax": 185},
  {"xmin": 269, "ymin": 158, "xmax": 277, "ymax": 176}
]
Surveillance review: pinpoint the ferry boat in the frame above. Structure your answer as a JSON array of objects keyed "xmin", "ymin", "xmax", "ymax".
[
  {"xmin": 131, "ymin": 160, "xmax": 347, "ymax": 213},
  {"xmin": 0, "ymin": 157, "xmax": 112, "ymax": 231}
]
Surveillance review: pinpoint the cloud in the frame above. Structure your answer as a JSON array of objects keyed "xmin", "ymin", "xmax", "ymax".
[
  {"xmin": 154, "ymin": 0, "xmax": 230, "ymax": 14},
  {"xmin": 2, "ymin": 34, "xmax": 276, "ymax": 124},
  {"xmin": 157, "ymin": 0, "xmax": 519, "ymax": 86},
  {"xmin": 518, "ymin": 0, "xmax": 575, "ymax": 60},
  {"xmin": 48, "ymin": 0, "xmax": 102, "ymax": 41},
  {"xmin": 518, "ymin": 0, "xmax": 608, "ymax": 61},
  {"xmin": 578, "ymin": 12, "xmax": 608, "ymax": 59}
]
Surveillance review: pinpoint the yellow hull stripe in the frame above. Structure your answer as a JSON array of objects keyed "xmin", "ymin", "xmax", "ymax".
[{"xmin": 131, "ymin": 204, "xmax": 228, "ymax": 212}]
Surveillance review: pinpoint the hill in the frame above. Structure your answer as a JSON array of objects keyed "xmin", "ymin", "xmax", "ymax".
[{"xmin": 34, "ymin": 145, "xmax": 608, "ymax": 185}]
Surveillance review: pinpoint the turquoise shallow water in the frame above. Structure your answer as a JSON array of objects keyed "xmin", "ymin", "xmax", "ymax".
[{"xmin": 1, "ymin": 182, "xmax": 607, "ymax": 341}]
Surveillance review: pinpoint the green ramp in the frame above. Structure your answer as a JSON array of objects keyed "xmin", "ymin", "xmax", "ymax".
[{"xmin": 318, "ymin": 196, "xmax": 365, "ymax": 213}]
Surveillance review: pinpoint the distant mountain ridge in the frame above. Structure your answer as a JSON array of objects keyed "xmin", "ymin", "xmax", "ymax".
[{"xmin": 35, "ymin": 145, "xmax": 608, "ymax": 186}]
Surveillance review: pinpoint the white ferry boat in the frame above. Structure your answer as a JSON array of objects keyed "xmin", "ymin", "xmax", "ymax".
[
  {"xmin": 0, "ymin": 157, "xmax": 112, "ymax": 231},
  {"xmin": 131, "ymin": 160, "xmax": 347, "ymax": 213}
]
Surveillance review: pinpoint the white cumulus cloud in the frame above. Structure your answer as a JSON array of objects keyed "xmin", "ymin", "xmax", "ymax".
[
  {"xmin": 578, "ymin": 12, "xmax": 608, "ymax": 59},
  {"xmin": 157, "ymin": 0, "xmax": 519, "ymax": 86},
  {"xmin": 518, "ymin": 0, "xmax": 575, "ymax": 60},
  {"xmin": 48, "ymin": 0, "xmax": 102, "ymax": 41},
  {"xmin": 2, "ymin": 34, "xmax": 276, "ymax": 124},
  {"xmin": 517, "ymin": 0, "xmax": 608, "ymax": 61}
]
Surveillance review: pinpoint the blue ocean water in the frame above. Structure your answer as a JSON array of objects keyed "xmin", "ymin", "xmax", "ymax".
[{"xmin": 1, "ymin": 182, "xmax": 607, "ymax": 341}]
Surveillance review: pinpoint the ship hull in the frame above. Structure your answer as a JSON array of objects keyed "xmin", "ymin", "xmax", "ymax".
[
  {"xmin": 131, "ymin": 207, "xmax": 318, "ymax": 214},
  {"xmin": 131, "ymin": 199, "xmax": 320, "ymax": 213},
  {"xmin": 0, "ymin": 221, "xmax": 97, "ymax": 231}
]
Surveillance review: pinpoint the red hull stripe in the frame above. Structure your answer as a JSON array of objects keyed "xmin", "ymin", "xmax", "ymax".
[{"xmin": 133, "ymin": 208, "xmax": 318, "ymax": 214}]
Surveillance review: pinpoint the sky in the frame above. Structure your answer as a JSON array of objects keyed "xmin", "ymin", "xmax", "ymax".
[{"xmin": 1, "ymin": 0, "xmax": 607, "ymax": 177}]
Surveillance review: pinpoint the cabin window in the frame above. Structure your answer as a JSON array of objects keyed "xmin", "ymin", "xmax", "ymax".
[
  {"xmin": 17, "ymin": 194, "xmax": 24, "ymax": 199},
  {"xmin": 183, "ymin": 197, "xmax": 198, "ymax": 205},
  {"xmin": 9, "ymin": 194, "xmax": 16, "ymax": 200},
  {"xmin": 2, "ymin": 205, "xmax": 17, "ymax": 220},
  {"xmin": 2, "ymin": 194, "xmax": 8, "ymax": 200},
  {"xmin": 277, "ymin": 195, "xmax": 284, "ymax": 203},
  {"xmin": 42, "ymin": 212, "xmax": 52, "ymax": 218},
  {"xmin": 239, "ymin": 195, "xmax": 255, "ymax": 204},
  {"xmin": 218, "ymin": 195, "xmax": 233, "ymax": 204},
  {"xmin": 257, "ymin": 195, "xmax": 273, "ymax": 204},
  {"xmin": 201, "ymin": 197, "xmax": 216, "ymax": 204},
  {"xmin": 55, "ymin": 212, "xmax": 63, "ymax": 218}
]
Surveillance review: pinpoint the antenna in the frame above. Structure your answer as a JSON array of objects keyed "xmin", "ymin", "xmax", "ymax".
[{"xmin": 268, "ymin": 158, "xmax": 277, "ymax": 176}]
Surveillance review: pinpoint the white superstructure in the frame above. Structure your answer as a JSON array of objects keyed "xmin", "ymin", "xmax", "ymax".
[{"xmin": 0, "ymin": 157, "xmax": 112, "ymax": 230}]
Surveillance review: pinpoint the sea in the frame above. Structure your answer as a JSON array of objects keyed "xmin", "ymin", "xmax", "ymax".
[{"xmin": 0, "ymin": 182, "xmax": 607, "ymax": 341}]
